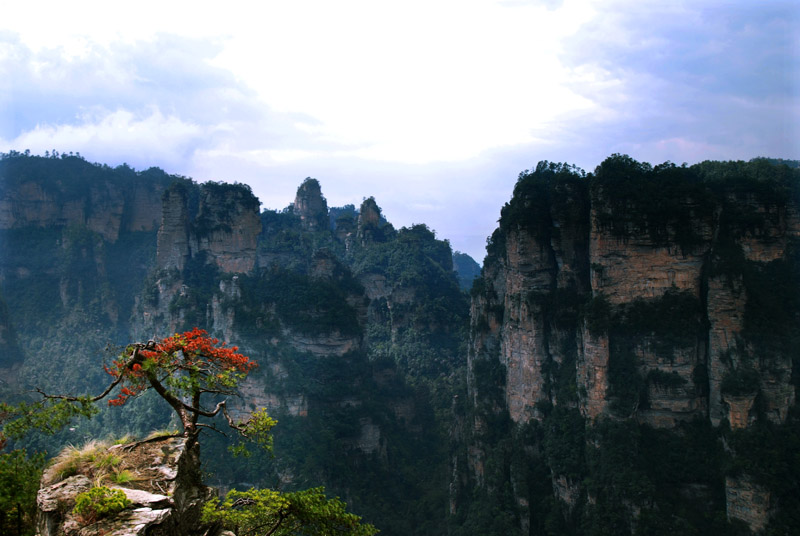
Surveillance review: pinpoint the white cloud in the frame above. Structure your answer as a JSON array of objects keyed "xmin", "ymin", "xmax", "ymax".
[{"xmin": 2, "ymin": 108, "xmax": 204, "ymax": 168}]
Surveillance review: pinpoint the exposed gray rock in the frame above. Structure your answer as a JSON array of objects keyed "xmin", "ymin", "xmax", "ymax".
[
  {"xmin": 114, "ymin": 488, "xmax": 172, "ymax": 509},
  {"xmin": 77, "ymin": 507, "xmax": 172, "ymax": 536},
  {"xmin": 36, "ymin": 437, "xmax": 217, "ymax": 536},
  {"xmin": 36, "ymin": 475, "xmax": 92, "ymax": 536}
]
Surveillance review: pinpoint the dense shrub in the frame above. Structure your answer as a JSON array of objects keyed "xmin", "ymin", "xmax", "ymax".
[{"xmin": 72, "ymin": 486, "xmax": 132, "ymax": 525}]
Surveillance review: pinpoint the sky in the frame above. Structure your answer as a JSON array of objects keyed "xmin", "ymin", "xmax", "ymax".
[{"xmin": 1, "ymin": 0, "xmax": 798, "ymax": 262}]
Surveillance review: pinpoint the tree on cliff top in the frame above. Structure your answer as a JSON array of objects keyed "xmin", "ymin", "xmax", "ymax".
[{"xmin": 1, "ymin": 328, "xmax": 376, "ymax": 536}]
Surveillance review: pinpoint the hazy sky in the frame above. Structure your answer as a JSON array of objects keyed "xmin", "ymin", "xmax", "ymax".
[{"xmin": 1, "ymin": 0, "xmax": 797, "ymax": 261}]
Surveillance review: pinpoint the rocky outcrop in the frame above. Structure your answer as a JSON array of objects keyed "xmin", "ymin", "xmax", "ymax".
[
  {"xmin": 193, "ymin": 184, "xmax": 261, "ymax": 273},
  {"xmin": 293, "ymin": 178, "xmax": 328, "ymax": 232},
  {"xmin": 468, "ymin": 171, "xmax": 590, "ymax": 424},
  {"xmin": 357, "ymin": 197, "xmax": 386, "ymax": 246},
  {"xmin": 725, "ymin": 475, "xmax": 772, "ymax": 532},
  {"xmin": 156, "ymin": 182, "xmax": 261, "ymax": 273},
  {"xmin": 722, "ymin": 393, "xmax": 757, "ymax": 430},
  {"xmin": 36, "ymin": 437, "xmax": 215, "ymax": 536}
]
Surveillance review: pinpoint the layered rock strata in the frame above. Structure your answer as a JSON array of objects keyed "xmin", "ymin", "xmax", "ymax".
[
  {"xmin": 469, "ymin": 165, "xmax": 798, "ymax": 429},
  {"xmin": 156, "ymin": 182, "xmax": 261, "ymax": 273},
  {"xmin": 464, "ymin": 160, "xmax": 799, "ymax": 534}
]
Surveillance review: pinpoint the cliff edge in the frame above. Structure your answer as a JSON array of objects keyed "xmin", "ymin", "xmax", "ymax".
[{"xmin": 36, "ymin": 436, "xmax": 215, "ymax": 536}]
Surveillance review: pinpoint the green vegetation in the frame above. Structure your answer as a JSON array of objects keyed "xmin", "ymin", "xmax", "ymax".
[
  {"xmin": 259, "ymin": 207, "xmax": 344, "ymax": 263},
  {"xmin": 499, "ymin": 161, "xmax": 587, "ymax": 239},
  {"xmin": 488, "ymin": 161, "xmax": 588, "ymax": 263},
  {"xmin": 452, "ymin": 251, "xmax": 481, "ymax": 291},
  {"xmin": 589, "ymin": 155, "xmax": 800, "ymax": 256},
  {"xmin": 646, "ymin": 369, "xmax": 687, "ymax": 389},
  {"xmin": 543, "ymin": 407, "xmax": 585, "ymax": 481},
  {"xmin": 233, "ymin": 268, "xmax": 363, "ymax": 337},
  {"xmin": 592, "ymin": 156, "xmax": 717, "ymax": 252},
  {"xmin": 741, "ymin": 242, "xmax": 800, "ymax": 367},
  {"xmin": 348, "ymin": 222, "xmax": 469, "ymax": 392},
  {"xmin": 0, "ymin": 152, "xmax": 174, "ymax": 199},
  {"xmin": 585, "ymin": 289, "xmax": 706, "ymax": 415},
  {"xmin": 72, "ymin": 486, "xmax": 132, "ymax": 525},
  {"xmin": 721, "ymin": 367, "xmax": 761, "ymax": 396},
  {"xmin": 202, "ymin": 486, "xmax": 377, "ymax": 536},
  {"xmin": 0, "ymin": 449, "xmax": 45, "ymax": 536}
]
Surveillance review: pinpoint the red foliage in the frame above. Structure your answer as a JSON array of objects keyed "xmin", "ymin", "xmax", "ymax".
[{"xmin": 106, "ymin": 328, "xmax": 257, "ymax": 407}]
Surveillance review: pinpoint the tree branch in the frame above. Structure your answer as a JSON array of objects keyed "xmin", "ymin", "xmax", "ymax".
[
  {"xmin": 180, "ymin": 399, "xmax": 228, "ymax": 419},
  {"xmin": 264, "ymin": 510, "xmax": 288, "ymax": 536},
  {"xmin": 35, "ymin": 342, "xmax": 154, "ymax": 403}
]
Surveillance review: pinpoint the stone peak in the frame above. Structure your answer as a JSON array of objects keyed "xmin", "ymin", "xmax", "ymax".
[{"xmin": 294, "ymin": 178, "xmax": 329, "ymax": 231}]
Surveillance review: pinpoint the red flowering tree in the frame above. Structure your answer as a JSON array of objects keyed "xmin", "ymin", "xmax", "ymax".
[{"xmin": 36, "ymin": 328, "xmax": 274, "ymax": 449}]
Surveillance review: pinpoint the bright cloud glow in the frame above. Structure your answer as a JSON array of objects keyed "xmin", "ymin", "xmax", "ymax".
[{"xmin": 5, "ymin": 108, "xmax": 204, "ymax": 167}]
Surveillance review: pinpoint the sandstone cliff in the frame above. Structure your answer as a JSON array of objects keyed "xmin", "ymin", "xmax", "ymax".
[
  {"xmin": 293, "ymin": 178, "xmax": 329, "ymax": 232},
  {"xmin": 0, "ymin": 157, "xmax": 168, "ymax": 242},
  {"xmin": 156, "ymin": 181, "xmax": 261, "ymax": 273},
  {"xmin": 0, "ymin": 156, "xmax": 180, "ymax": 396},
  {"xmin": 461, "ymin": 157, "xmax": 800, "ymax": 534},
  {"xmin": 470, "ymin": 158, "xmax": 798, "ymax": 429}
]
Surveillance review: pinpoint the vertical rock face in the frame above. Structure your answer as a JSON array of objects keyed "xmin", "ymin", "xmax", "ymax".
[
  {"xmin": 156, "ymin": 182, "xmax": 261, "ymax": 273},
  {"xmin": 192, "ymin": 184, "xmax": 261, "ymax": 273},
  {"xmin": 588, "ymin": 189, "xmax": 714, "ymax": 305},
  {"xmin": 725, "ymin": 475, "xmax": 772, "ymax": 532},
  {"xmin": 0, "ymin": 162, "xmax": 165, "ymax": 241},
  {"xmin": 470, "ymin": 159, "xmax": 799, "ymax": 430},
  {"xmin": 500, "ymin": 229, "xmax": 555, "ymax": 423},
  {"xmin": 293, "ymin": 178, "xmax": 329, "ymax": 232},
  {"xmin": 156, "ymin": 183, "xmax": 193, "ymax": 271},
  {"xmin": 463, "ymin": 158, "xmax": 800, "ymax": 533},
  {"xmin": 127, "ymin": 181, "xmax": 168, "ymax": 232},
  {"xmin": 706, "ymin": 273, "xmax": 747, "ymax": 425},
  {"xmin": 468, "ymin": 166, "xmax": 590, "ymax": 424},
  {"xmin": 577, "ymin": 325, "xmax": 609, "ymax": 419}
]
